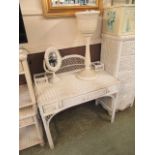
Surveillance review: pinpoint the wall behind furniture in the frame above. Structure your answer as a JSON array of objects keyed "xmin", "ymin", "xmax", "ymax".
[
  {"xmin": 20, "ymin": 0, "xmax": 132, "ymax": 54},
  {"xmin": 19, "ymin": 0, "xmax": 102, "ymax": 84},
  {"xmin": 20, "ymin": 0, "xmax": 102, "ymax": 54}
]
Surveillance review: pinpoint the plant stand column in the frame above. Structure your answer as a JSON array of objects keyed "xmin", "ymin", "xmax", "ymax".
[{"xmin": 77, "ymin": 37, "xmax": 96, "ymax": 80}]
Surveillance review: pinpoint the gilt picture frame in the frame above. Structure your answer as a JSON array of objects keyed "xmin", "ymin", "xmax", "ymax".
[{"xmin": 42, "ymin": 0, "xmax": 103, "ymax": 17}]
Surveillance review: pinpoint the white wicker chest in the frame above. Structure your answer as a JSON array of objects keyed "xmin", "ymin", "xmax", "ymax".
[
  {"xmin": 101, "ymin": 34, "xmax": 135, "ymax": 110},
  {"xmin": 100, "ymin": 5, "xmax": 135, "ymax": 111}
]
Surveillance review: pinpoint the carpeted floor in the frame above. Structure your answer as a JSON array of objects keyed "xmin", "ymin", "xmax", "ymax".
[{"xmin": 20, "ymin": 101, "xmax": 135, "ymax": 155}]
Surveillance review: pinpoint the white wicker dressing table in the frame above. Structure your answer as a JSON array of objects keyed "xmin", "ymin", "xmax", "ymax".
[{"xmin": 33, "ymin": 55, "xmax": 120, "ymax": 150}]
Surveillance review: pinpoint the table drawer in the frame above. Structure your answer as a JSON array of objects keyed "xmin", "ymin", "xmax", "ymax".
[
  {"xmin": 62, "ymin": 88, "xmax": 112, "ymax": 108},
  {"xmin": 89, "ymin": 89, "xmax": 108, "ymax": 100}
]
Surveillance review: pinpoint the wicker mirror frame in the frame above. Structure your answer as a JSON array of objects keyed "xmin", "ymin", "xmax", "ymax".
[{"xmin": 44, "ymin": 47, "xmax": 62, "ymax": 72}]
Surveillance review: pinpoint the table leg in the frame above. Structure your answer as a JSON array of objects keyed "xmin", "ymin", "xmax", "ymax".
[
  {"xmin": 111, "ymin": 94, "xmax": 118, "ymax": 123},
  {"xmin": 39, "ymin": 107, "xmax": 54, "ymax": 149}
]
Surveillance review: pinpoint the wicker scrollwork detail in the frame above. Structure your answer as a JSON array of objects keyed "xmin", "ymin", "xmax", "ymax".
[
  {"xmin": 57, "ymin": 55, "xmax": 85, "ymax": 73},
  {"xmin": 46, "ymin": 114, "xmax": 53, "ymax": 122}
]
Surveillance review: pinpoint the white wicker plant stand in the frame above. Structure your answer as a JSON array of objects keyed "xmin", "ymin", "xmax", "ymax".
[
  {"xmin": 34, "ymin": 55, "xmax": 120, "ymax": 150},
  {"xmin": 19, "ymin": 49, "xmax": 44, "ymax": 150}
]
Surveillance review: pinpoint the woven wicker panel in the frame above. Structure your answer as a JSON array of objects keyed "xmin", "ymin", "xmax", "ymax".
[{"xmin": 57, "ymin": 55, "xmax": 85, "ymax": 73}]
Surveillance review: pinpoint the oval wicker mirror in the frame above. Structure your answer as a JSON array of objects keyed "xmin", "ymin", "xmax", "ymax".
[{"xmin": 44, "ymin": 47, "xmax": 62, "ymax": 72}]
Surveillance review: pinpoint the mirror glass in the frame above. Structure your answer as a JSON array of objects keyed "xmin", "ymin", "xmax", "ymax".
[
  {"xmin": 51, "ymin": 0, "xmax": 97, "ymax": 6},
  {"xmin": 44, "ymin": 47, "xmax": 62, "ymax": 72},
  {"xmin": 48, "ymin": 52, "xmax": 58, "ymax": 67},
  {"xmin": 42, "ymin": 0, "xmax": 102, "ymax": 17}
]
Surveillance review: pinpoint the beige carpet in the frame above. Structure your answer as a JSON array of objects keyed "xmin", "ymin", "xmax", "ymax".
[{"xmin": 20, "ymin": 101, "xmax": 135, "ymax": 155}]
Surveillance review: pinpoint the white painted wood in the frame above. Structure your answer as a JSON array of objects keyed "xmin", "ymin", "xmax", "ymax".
[
  {"xmin": 19, "ymin": 125, "xmax": 43, "ymax": 150},
  {"xmin": 33, "ymin": 115, "xmax": 45, "ymax": 147},
  {"xmin": 19, "ymin": 117, "xmax": 35, "ymax": 128},
  {"xmin": 19, "ymin": 61, "xmax": 24, "ymax": 75},
  {"xmin": 19, "ymin": 49, "xmax": 44, "ymax": 150},
  {"xmin": 111, "ymin": 94, "xmax": 118, "ymax": 123},
  {"xmin": 39, "ymin": 105, "xmax": 54, "ymax": 149},
  {"xmin": 19, "ymin": 85, "xmax": 33, "ymax": 108},
  {"xmin": 96, "ymin": 93, "xmax": 118, "ymax": 123},
  {"xmin": 34, "ymin": 68, "xmax": 120, "ymax": 149},
  {"xmin": 19, "ymin": 107, "xmax": 36, "ymax": 120},
  {"xmin": 100, "ymin": 33, "xmax": 135, "ymax": 111}
]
